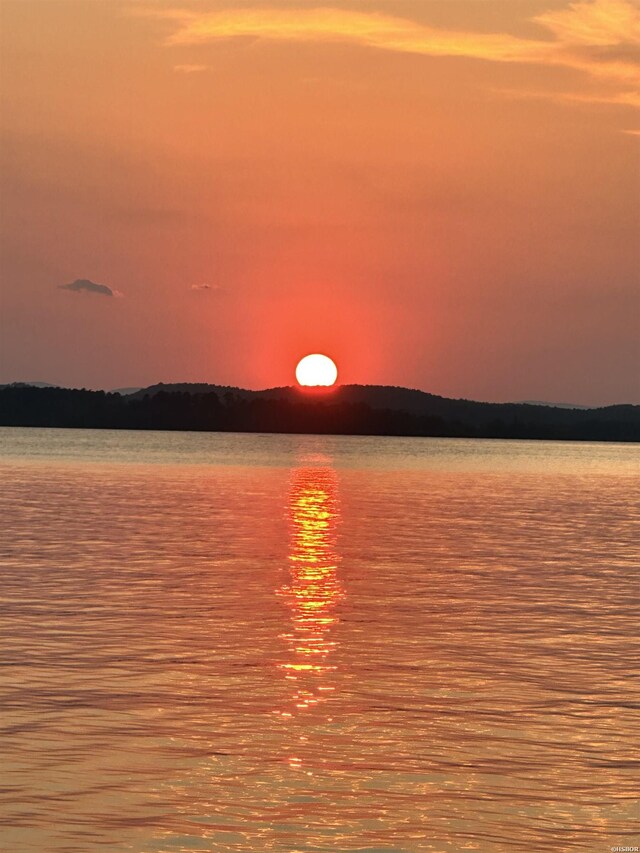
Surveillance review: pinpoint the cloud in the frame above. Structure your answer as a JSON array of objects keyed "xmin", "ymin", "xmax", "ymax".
[
  {"xmin": 143, "ymin": 1, "xmax": 639, "ymax": 108},
  {"xmin": 151, "ymin": 6, "xmax": 558, "ymax": 61},
  {"xmin": 534, "ymin": 0, "xmax": 640, "ymax": 48},
  {"xmin": 191, "ymin": 283, "xmax": 221, "ymax": 291},
  {"xmin": 173, "ymin": 63, "xmax": 209, "ymax": 73},
  {"xmin": 59, "ymin": 278, "xmax": 121, "ymax": 297},
  {"xmin": 495, "ymin": 85, "xmax": 640, "ymax": 109}
]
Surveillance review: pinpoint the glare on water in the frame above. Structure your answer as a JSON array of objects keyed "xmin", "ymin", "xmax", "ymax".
[
  {"xmin": 278, "ymin": 464, "xmax": 342, "ymax": 724},
  {"xmin": 0, "ymin": 428, "xmax": 638, "ymax": 852}
]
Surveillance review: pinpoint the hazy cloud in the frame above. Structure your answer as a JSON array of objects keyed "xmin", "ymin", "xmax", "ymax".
[
  {"xmin": 173, "ymin": 64, "xmax": 209, "ymax": 73},
  {"xmin": 495, "ymin": 86, "xmax": 640, "ymax": 109},
  {"xmin": 534, "ymin": 0, "xmax": 639, "ymax": 48},
  {"xmin": 191, "ymin": 283, "xmax": 221, "ymax": 291},
  {"xmin": 59, "ymin": 278, "xmax": 120, "ymax": 297},
  {"xmin": 144, "ymin": 0, "xmax": 639, "ymax": 107}
]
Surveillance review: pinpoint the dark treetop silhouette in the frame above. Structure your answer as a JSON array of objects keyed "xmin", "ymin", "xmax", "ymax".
[{"xmin": 1, "ymin": 383, "xmax": 638, "ymax": 441}]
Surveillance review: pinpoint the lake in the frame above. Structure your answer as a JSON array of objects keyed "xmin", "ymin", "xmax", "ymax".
[{"xmin": 1, "ymin": 428, "xmax": 638, "ymax": 852}]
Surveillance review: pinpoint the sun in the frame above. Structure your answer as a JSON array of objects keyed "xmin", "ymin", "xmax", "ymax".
[{"xmin": 295, "ymin": 353, "xmax": 338, "ymax": 387}]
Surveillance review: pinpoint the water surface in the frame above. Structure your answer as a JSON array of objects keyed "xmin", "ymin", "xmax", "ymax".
[{"xmin": 1, "ymin": 428, "xmax": 638, "ymax": 852}]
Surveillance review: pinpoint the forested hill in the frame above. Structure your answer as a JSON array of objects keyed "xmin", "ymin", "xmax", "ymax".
[{"xmin": 1, "ymin": 383, "xmax": 638, "ymax": 441}]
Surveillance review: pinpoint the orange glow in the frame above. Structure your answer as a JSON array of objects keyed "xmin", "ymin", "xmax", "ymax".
[
  {"xmin": 295, "ymin": 353, "xmax": 338, "ymax": 387},
  {"xmin": 277, "ymin": 463, "xmax": 342, "ymax": 720},
  {"xmin": 1, "ymin": 2, "xmax": 636, "ymax": 405}
]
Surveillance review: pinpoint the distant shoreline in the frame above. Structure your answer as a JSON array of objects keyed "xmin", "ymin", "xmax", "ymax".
[
  {"xmin": 1, "ymin": 425, "xmax": 639, "ymax": 447},
  {"xmin": 1, "ymin": 385, "xmax": 638, "ymax": 443}
]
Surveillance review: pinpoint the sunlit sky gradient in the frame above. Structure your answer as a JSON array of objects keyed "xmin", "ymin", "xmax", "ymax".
[{"xmin": 1, "ymin": 0, "xmax": 638, "ymax": 404}]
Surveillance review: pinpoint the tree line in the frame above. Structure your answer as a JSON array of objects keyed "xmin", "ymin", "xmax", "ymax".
[{"xmin": 1, "ymin": 385, "xmax": 638, "ymax": 441}]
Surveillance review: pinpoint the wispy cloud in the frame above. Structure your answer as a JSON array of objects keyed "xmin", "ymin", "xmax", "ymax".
[
  {"xmin": 149, "ymin": 6, "xmax": 558, "ymax": 62},
  {"xmin": 534, "ymin": 0, "xmax": 640, "ymax": 47},
  {"xmin": 495, "ymin": 85, "xmax": 640, "ymax": 110},
  {"xmin": 173, "ymin": 63, "xmax": 209, "ymax": 73},
  {"xmin": 59, "ymin": 278, "xmax": 122, "ymax": 297},
  {"xmin": 191, "ymin": 283, "xmax": 221, "ymax": 291},
  {"xmin": 143, "ymin": 1, "xmax": 639, "ymax": 107}
]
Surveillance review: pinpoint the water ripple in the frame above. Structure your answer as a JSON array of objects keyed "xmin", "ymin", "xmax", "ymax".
[{"xmin": 0, "ymin": 430, "xmax": 638, "ymax": 852}]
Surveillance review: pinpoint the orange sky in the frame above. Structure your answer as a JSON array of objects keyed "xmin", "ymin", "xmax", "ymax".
[{"xmin": 1, "ymin": 0, "xmax": 638, "ymax": 404}]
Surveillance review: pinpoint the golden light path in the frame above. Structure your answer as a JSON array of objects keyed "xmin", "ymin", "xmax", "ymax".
[{"xmin": 276, "ymin": 461, "xmax": 343, "ymax": 769}]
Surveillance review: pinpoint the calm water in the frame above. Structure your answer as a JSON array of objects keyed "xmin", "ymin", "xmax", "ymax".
[{"xmin": 1, "ymin": 428, "xmax": 638, "ymax": 853}]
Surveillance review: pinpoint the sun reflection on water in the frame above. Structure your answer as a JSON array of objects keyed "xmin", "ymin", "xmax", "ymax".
[
  {"xmin": 3, "ymin": 436, "xmax": 640, "ymax": 852},
  {"xmin": 276, "ymin": 462, "xmax": 343, "ymax": 739}
]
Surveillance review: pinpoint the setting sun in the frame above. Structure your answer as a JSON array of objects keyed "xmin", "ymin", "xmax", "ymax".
[{"xmin": 295, "ymin": 354, "xmax": 338, "ymax": 387}]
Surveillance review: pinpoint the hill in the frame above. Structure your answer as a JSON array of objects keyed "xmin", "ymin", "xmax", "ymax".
[
  {"xmin": 0, "ymin": 381, "xmax": 57, "ymax": 389},
  {"xmin": 0, "ymin": 383, "xmax": 638, "ymax": 441}
]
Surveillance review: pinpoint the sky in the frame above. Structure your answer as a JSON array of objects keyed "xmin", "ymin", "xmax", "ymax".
[{"xmin": 0, "ymin": 0, "xmax": 638, "ymax": 405}]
